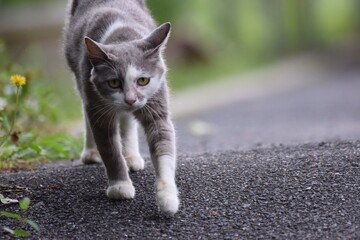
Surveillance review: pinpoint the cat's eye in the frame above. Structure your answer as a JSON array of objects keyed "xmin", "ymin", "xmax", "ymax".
[
  {"xmin": 137, "ymin": 77, "xmax": 150, "ymax": 86},
  {"xmin": 108, "ymin": 79, "xmax": 121, "ymax": 88}
]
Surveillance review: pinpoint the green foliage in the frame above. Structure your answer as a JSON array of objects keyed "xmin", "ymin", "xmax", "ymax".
[
  {"xmin": 35, "ymin": 133, "xmax": 83, "ymax": 160},
  {"xmin": 19, "ymin": 197, "xmax": 30, "ymax": 211},
  {"xmin": 0, "ymin": 40, "xmax": 82, "ymax": 168},
  {"xmin": 1, "ymin": 211, "xmax": 22, "ymax": 220},
  {"xmin": 1, "ymin": 132, "xmax": 82, "ymax": 162},
  {"xmin": 169, "ymin": 54, "xmax": 262, "ymax": 91},
  {"xmin": 1, "ymin": 196, "xmax": 40, "ymax": 237},
  {"xmin": 0, "ymin": 0, "xmax": 54, "ymax": 7},
  {"xmin": 314, "ymin": 0, "xmax": 358, "ymax": 43}
]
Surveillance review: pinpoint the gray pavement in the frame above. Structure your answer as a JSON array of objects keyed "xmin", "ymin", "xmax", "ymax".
[
  {"xmin": 175, "ymin": 68, "xmax": 360, "ymax": 154},
  {"xmin": 0, "ymin": 141, "xmax": 360, "ymax": 239},
  {"xmin": 1, "ymin": 58, "xmax": 360, "ymax": 239}
]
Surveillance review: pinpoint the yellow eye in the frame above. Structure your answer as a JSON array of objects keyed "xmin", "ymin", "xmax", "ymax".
[
  {"xmin": 108, "ymin": 79, "xmax": 121, "ymax": 88},
  {"xmin": 137, "ymin": 77, "xmax": 150, "ymax": 86}
]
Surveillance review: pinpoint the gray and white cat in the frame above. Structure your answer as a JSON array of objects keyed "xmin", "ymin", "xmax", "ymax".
[{"xmin": 64, "ymin": 0, "xmax": 179, "ymax": 215}]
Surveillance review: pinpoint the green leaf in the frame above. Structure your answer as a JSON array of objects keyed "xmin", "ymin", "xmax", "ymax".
[
  {"xmin": 0, "ymin": 145, "xmax": 18, "ymax": 160},
  {"xmin": 13, "ymin": 228, "xmax": 29, "ymax": 237},
  {"xmin": 0, "ymin": 211, "xmax": 22, "ymax": 220},
  {"xmin": 19, "ymin": 197, "xmax": 30, "ymax": 210},
  {"xmin": 25, "ymin": 219, "xmax": 40, "ymax": 231},
  {"xmin": 36, "ymin": 133, "xmax": 82, "ymax": 160},
  {"xmin": 18, "ymin": 132, "xmax": 36, "ymax": 143},
  {"xmin": 28, "ymin": 143, "xmax": 43, "ymax": 154},
  {"xmin": 15, "ymin": 147, "xmax": 38, "ymax": 160}
]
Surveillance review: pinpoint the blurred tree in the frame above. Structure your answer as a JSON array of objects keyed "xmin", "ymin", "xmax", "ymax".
[
  {"xmin": 0, "ymin": 0, "xmax": 54, "ymax": 6},
  {"xmin": 314, "ymin": 0, "xmax": 358, "ymax": 45},
  {"xmin": 147, "ymin": 1, "xmax": 184, "ymax": 23}
]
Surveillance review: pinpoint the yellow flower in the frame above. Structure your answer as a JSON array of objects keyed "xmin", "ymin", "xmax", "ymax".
[{"xmin": 10, "ymin": 74, "xmax": 26, "ymax": 87}]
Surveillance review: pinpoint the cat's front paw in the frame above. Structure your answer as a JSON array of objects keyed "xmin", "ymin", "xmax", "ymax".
[
  {"xmin": 81, "ymin": 148, "xmax": 102, "ymax": 164},
  {"xmin": 125, "ymin": 155, "xmax": 145, "ymax": 172},
  {"xmin": 156, "ymin": 180, "xmax": 179, "ymax": 216},
  {"xmin": 106, "ymin": 180, "xmax": 135, "ymax": 199}
]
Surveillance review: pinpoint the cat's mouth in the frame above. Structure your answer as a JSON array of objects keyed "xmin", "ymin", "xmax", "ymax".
[
  {"xmin": 124, "ymin": 104, "xmax": 144, "ymax": 112},
  {"xmin": 112, "ymin": 101, "xmax": 143, "ymax": 112}
]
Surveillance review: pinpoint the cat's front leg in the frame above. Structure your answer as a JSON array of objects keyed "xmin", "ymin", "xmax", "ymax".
[
  {"xmin": 143, "ymin": 118, "xmax": 179, "ymax": 216},
  {"xmin": 86, "ymin": 109, "xmax": 135, "ymax": 200}
]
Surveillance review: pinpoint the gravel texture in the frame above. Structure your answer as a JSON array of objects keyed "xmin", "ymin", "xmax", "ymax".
[{"xmin": 1, "ymin": 140, "xmax": 360, "ymax": 239}]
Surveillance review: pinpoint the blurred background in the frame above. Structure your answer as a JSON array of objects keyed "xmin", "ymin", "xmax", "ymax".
[{"xmin": 0, "ymin": 0, "xmax": 359, "ymax": 163}]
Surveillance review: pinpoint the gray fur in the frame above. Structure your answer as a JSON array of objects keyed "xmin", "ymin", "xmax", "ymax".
[{"xmin": 64, "ymin": 0, "xmax": 179, "ymax": 215}]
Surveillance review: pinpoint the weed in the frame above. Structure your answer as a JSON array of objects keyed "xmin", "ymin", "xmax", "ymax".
[
  {"xmin": 0, "ymin": 74, "xmax": 26, "ymax": 147},
  {"xmin": 0, "ymin": 195, "xmax": 40, "ymax": 237},
  {"xmin": 0, "ymin": 41, "xmax": 82, "ymax": 170}
]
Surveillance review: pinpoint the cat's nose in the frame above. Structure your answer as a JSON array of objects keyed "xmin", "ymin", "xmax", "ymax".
[
  {"xmin": 125, "ymin": 98, "xmax": 136, "ymax": 106},
  {"xmin": 125, "ymin": 90, "xmax": 137, "ymax": 106}
]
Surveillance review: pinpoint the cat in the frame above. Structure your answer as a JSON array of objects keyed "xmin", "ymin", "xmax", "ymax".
[{"xmin": 64, "ymin": 0, "xmax": 179, "ymax": 216}]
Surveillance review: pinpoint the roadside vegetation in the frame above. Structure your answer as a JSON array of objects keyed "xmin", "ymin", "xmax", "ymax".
[{"xmin": 0, "ymin": 41, "xmax": 82, "ymax": 171}]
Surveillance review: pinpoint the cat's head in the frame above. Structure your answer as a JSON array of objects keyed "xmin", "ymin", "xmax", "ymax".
[{"xmin": 84, "ymin": 23, "xmax": 171, "ymax": 111}]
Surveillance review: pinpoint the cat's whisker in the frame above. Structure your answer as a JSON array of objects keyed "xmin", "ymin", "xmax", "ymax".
[
  {"xmin": 144, "ymin": 105, "xmax": 160, "ymax": 131},
  {"xmin": 90, "ymin": 102, "xmax": 111, "ymax": 112},
  {"xmin": 89, "ymin": 103, "xmax": 114, "ymax": 120},
  {"xmin": 145, "ymin": 104, "xmax": 162, "ymax": 122},
  {"xmin": 89, "ymin": 103, "xmax": 110, "ymax": 118},
  {"xmin": 99, "ymin": 105, "xmax": 117, "ymax": 127},
  {"xmin": 88, "ymin": 99, "xmax": 122, "ymax": 115},
  {"xmin": 107, "ymin": 110, "xmax": 118, "ymax": 153},
  {"xmin": 91, "ymin": 104, "xmax": 114, "ymax": 127},
  {"xmin": 142, "ymin": 105, "xmax": 154, "ymax": 123}
]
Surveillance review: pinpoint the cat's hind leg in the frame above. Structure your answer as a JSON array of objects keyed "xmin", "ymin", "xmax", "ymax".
[
  {"xmin": 80, "ymin": 113, "xmax": 102, "ymax": 164},
  {"xmin": 120, "ymin": 114, "xmax": 145, "ymax": 172}
]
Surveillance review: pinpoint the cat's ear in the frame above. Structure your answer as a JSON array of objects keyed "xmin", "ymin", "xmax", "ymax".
[
  {"xmin": 141, "ymin": 22, "xmax": 171, "ymax": 56},
  {"xmin": 84, "ymin": 37, "xmax": 109, "ymax": 67}
]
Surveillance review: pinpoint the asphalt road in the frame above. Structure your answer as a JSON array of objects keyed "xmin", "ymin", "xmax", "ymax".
[
  {"xmin": 1, "ymin": 66, "xmax": 360, "ymax": 239},
  {"xmin": 1, "ymin": 141, "xmax": 360, "ymax": 239},
  {"xmin": 175, "ymin": 68, "xmax": 360, "ymax": 154}
]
